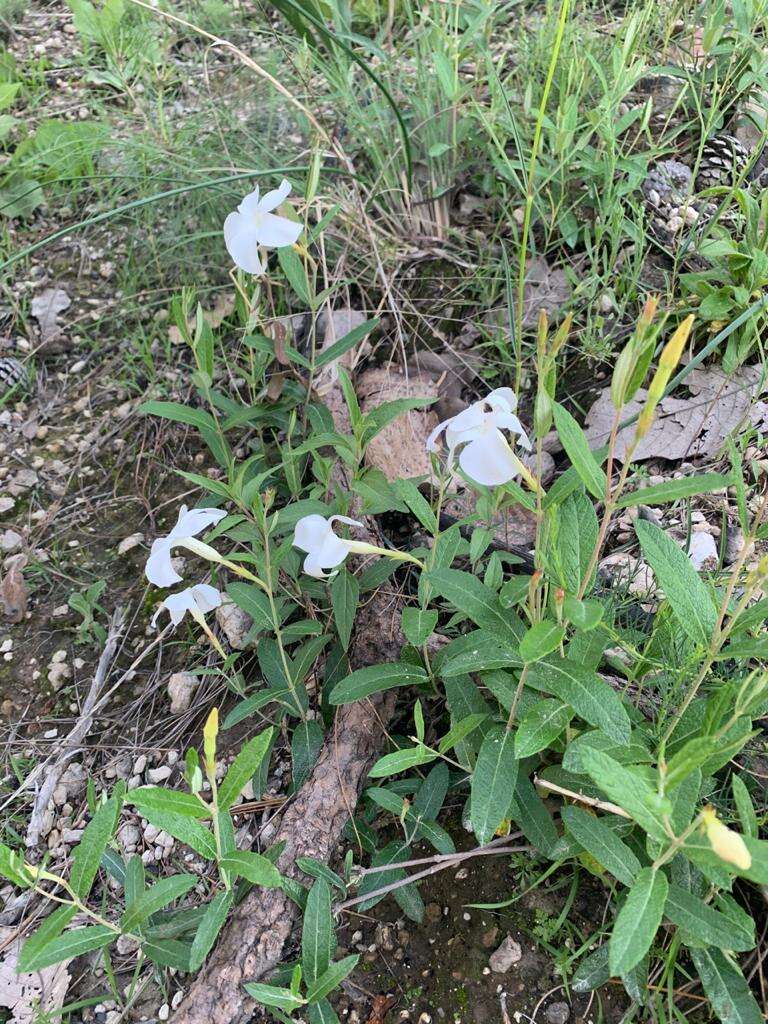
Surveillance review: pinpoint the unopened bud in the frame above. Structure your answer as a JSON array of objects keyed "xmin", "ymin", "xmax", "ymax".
[
  {"xmin": 701, "ymin": 806, "xmax": 751, "ymax": 870},
  {"xmin": 636, "ymin": 315, "xmax": 694, "ymax": 438}
]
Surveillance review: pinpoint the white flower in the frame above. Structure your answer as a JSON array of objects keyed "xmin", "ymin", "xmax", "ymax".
[
  {"xmin": 151, "ymin": 583, "xmax": 223, "ymax": 627},
  {"xmin": 293, "ymin": 514, "xmax": 363, "ymax": 578},
  {"xmin": 223, "ymin": 179, "xmax": 302, "ymax": 275},
  {"xmin": 426, "ymin": 387, "xmax": 532, "ymax": 487},
  {"xmin": 145, "ymin": 505, "xmax": 228, "ymax": 587}
]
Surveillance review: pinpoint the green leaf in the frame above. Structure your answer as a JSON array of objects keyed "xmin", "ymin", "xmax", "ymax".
[
  {"xmin": 635, "ymin": 520, "xmax": 717, "ymax": 646},
  {"xmin": 572, "ymin": 944, "xmax": 610, "ymax": 992},
  {"xmin": 315, "ymin": 318, "xmax": 379, "ymax": 368},
  {"xmin": 0, "ymin": 843, "xmax": 33, "ymax": 888},
  {"xmin": 515, "ymin": 699, "xmax": 571, "ymax": 758},
  {"xmin": 121, "ymin": 874, "xmax": 197, "ymax": 933},
  {"xmin": 302, "ymin": 879, "xmax": 335, "ymax": 984},
  {"xmin": 20, "ymin": 924, "xmax": 115, "ymax": 970},
  {"xmin": 471, "ymin": 725, "xmax": 519, "ymax": 845},
  {"xmin": 0, "ymin": 82, "xmax": 19, "ymax": 110},
  {"xmin": 543, "ymin": 491, "xmax": 599, "ymax": 593},
  {"xmin": 226, "ymin": 581, "xmax": 274, "ymax": 633},
  {"xmin": 18, "ymin": 906, "xmax": 78, "ymax": 971},
  {"xmin": 615, "ymin": 473, "xmax": 733, "ymax": 508},
  {"xmin": 331, "ymin": 569, "xmax": 359, "ymax": 651},
  {"xmin": 438, "ymin": 713, "xmax": 488, "ymax": 754},
  {"xmin": 131, "ymin": 809, "xmax": 216, "ymax": 860},
  {"xmin": 426, "ymin": 568, "xmax": 521, "ymax": 643},
  {"xmin": 368, "ymin": 745, "xmax": 437, "ymax": 777},
  {"xmin": 219, "ymin": 851, "xmax": 281, "ymax": 887},
  {"xmin": 528, "ymin": 659, "xmax": 630, "ymax": 745},
  {"xmin": 732, "ymin": 775, "xmax": 757, "ymax": 838},
  {"xmin": 308, "ymin": 999, "xmax": 340, "ymax": 1024},
  {"xmin": 138, "ymin": 400, "xmax": 219, "ymax": 436},
  {"xmin": 561, "ymin": 806, "xmax": 641, "ymax": 886},
  {"xmin": 189, "ymin": 890, "xmax": 234, "ymax": 971},
  {"xmin": 664, "ymin": 737, "xmax": 719, "ymax": 791},
  {"xmin": 553, "ymin": 403, "xmax": 607, "ymax": 499},
  {"xmin": 665, "ymin": 884, "xmax": 754, "ymax": 951},
  {"xmin": 519, "ymin": 620, "xmax": 565, "ymax": 663},
  {"xmin": 128, "ymin": 787, "xmax": 211, "ymax": 819},
  {"xmin": 402, "ymin": 607, "xmax": 439, "ymax": 647},
  {"xmin": 691, "ymin": 947, "xmax": 763, "ymax": 1024},
  {"xmin": 328, "ymin": 662, "xmax": 427, "ymax": 704},
  {"xmin": 292, "ymin": 719, "xmax": 324, "ymax": 791},
  {"xmin": 580, "ymin": 749, "xmax": 667, "ymax": 841},
  {"xmin": 69, "ymin": 792, "xmax": 122, "ymax": 898},
  {"xmin": 511, "ymin": 774, "xmax": 558, "ymax": 857},
  {"xmin": 562, "ymin": 596, "xmax": 603, "ymax": 630},
  {"xmin": 609, "ymin": 868, "xmax": 667, "ymax": 975},
  {"xmin": 243, "ymin": 982, "xmax": 306, "ymax": 1013},
  {"xmin": 305, "ymin": 955, "xmax": 360, "ymax": 1003},
  {"xmin": 277, "ymin": 245, "xmax": 311, "ymax": 304},
  {"xmin": 217, "ymin": 728, "xmax": 274, "ymax": 810}
]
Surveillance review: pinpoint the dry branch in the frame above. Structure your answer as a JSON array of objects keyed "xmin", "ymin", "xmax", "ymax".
[{"xmin": 172, "ymin": 587, "xmax": 404, "ymax": 1024}]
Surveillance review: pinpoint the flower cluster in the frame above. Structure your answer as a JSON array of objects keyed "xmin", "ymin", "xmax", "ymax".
[{"xmin": 145, "ymin": 505, "xmax": 226, "ymax": 641}]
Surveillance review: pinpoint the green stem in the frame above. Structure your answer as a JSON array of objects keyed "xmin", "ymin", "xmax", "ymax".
[{"xmin": 514, "ymin": 0, "xmax": 571, "ymax": 393}]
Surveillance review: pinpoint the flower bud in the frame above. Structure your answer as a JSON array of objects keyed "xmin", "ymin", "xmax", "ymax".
[
  {"xmin": 701, "ymin": 806, "xmax": 751, "ymax": 870},
  {"xmin": 534, "ymin": 389, "xmax": 553, "ymax": 437},
  {"xmin": 636, "ymin": 315, "xmax": 694, "ymax": 439},
  {"xmin": 203, "ymin": 707, "xmax": 218, "ymax": 773},
  {"xmin": 610, "ymin": 340, "xmax": 636, "ymax": 410}
]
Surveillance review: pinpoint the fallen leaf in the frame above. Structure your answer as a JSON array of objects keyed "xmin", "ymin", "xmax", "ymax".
[
  {"xmin": 0, "ymin": 553, "xmax": 27, "ymax": 623},
  {"xmin": 442, "ymin": 489, "xmax": 537, "ymax": 549},
  {"xmin": 365, "ymin": 995, "xmax": 396, "ymax": 1024},
  {"xmin": 30, "ymin": 288, "xmax": 71, "ymax": 347},
  {"xmin": 585, "ymin": 362, "xmax": 768, "ymax": 462},
  {"xmin": 357, "ymin": 368, "xmax": 439, "ymax": 482},
  {"xmin": 0, "ymin": 928, "xmax": 71, "ymax": 1024}
]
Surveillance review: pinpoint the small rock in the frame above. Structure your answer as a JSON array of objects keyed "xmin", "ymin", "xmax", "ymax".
[
  {"xmin": 489, "ymin": 935, "xmax": 522, "ymax": 972},
  {"xmin": 61, "ymin": 828, "xmax": 83, "ymax": 844},
  {"xmin": 52, "ymin": 785, "xmax": 67, "ymax": 806},
  {"xmin": 215, "ymin": 597, "xmax": 254, "ymax": 650},
  {"xmin": 132, "ymin": 754, "xmax": 147, "ymax": 775},
  {"xmin": 147, "ymin": 765, "xmax": 172, "ymax": 784},
  {"xmin": 118, "ymin": 823, "xmax": 141, "ymax": 852},
  {"xmin": 158, "ymin": 1005, "xmax": 170, "ymax": 1021},
  {"xmin": 47, "ymin": 662, "xmax": 71, "ymax": 690},
  {"xmin": 167, "ymin": 671, "xmax": 197, "ymax": 714},
  {"xmin": 544, "ymin": 1002, "xmax": 570, "ymax": 1024},
  {"xmin": 117, "ymin": 532, "xmax": 144, "ymax": 555},
  {"xmin": 116, "ymin": 934, "xmax": 139, "ymax": 956},
  {"xmin": 481, "ymin": 926, "xmax": 499, "ymax": 949},
  {"xmin": 0, "ymin": 497, "xmax": 14, "ymax": 515},
  {"xmin": 374, "ymin": 923, "xmax": 396, "ymax": 952},
  {"xmin": 688, "ymin": 530, "xmax": 718, "ymax": 570},
  {"xmin": 0, "ymin": 529, "xmax": 22, "ymax": 554}
]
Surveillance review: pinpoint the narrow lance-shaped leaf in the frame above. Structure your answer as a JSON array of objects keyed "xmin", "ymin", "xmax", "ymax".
[
  {"xmin": 471, "ymin": 725, "xmax": 519, "ymax": 846},
  {"xmin": 609, "ymin": 867, "xmax": 668, "ymax": 975}
]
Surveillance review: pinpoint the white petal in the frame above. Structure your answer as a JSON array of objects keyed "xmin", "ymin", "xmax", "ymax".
[
  {"xmin": 171, "ymin": 506, "xmax": 227, "ymax": 541},
  {"xmin": 237, "ymin": 187, "xmax": 261, "ymax": 215},
  {"xmin": 145, "ymin": 540, "xmax": 182, "ymax": 587},
  {"xmin": 254, "ymin": 211, "xmax": 302, "ymax": 248},
  {"xmin": 445, "ymin": 402, "xmax": 485, "ymax": 437},
  {"xmin": 329, "ymin": 515, "xmax": 364, "ymax": 529},
  {"xmin": 303, "ymin": 552, "xmax": 328, "ymax": 578},
  {"xmin": 190, "ymin": 583, "xmax": 223, "ymax": 613},
  {"xmin": 426, "ymin": 419, "xmax": 449, "ymax": 452},
  {"xmin": 314, "ymin": 532, "xmax": 352, "ymax": 570},
  {"xmin": 293, "ymin": 514, "xmax": 332, "ymax": 554},
  {"xmin": 459, "ymin": 431, "xmax": 518, "ymax": 486},
  {"xmin": 224, "ymin": 211, "xmax": 264, "ymax": 275},
  {"xmin": 486, "ymin": 387, "xmax": 517, "ymax": 414},
  {"xmin": 259, "ymin": 178, "xmax": 292, "ymax": 213},
  {"xmin": 163, "ymin": 589, "xmax": 197, "ymax": 625},
  {"xmin": 491, "ymin": 412, "xmax": 532, "ymax": 450},
  {"xmin": 445, "ymin": 419, "xmax": 486, "ymax": 449}
]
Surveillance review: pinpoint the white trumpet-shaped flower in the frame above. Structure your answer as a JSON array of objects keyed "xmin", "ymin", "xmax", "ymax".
[
  {"xmin": 151, "ymin": 583, "xmax": 223, "ymax": 627},
  {"xmin": 224, "ymin": 179, "xmax": 302, "ymax": 275},
  {"xmin": 145, "ymin": 505, "xmax": 228, "ymax": 587},
  {"xmin": 426, "ymin": 387, "xmax": 532, "ymax": 487},
  {"xmin": 293, "ymin": 514, "xmax": 364, "ymax": 578}
]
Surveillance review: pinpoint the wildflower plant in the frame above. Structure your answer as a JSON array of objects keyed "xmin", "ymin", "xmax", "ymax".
[{"xmin": 4, "ymin": 179, "xmax": 768, "ymax": 1024}]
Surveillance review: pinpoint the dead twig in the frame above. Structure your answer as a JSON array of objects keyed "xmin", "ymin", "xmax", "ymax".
[{"xmin": 25, "ymin": 608, "xmax": 127, "ymax": 852}]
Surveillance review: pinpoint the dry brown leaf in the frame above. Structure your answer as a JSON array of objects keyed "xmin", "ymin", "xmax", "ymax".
[
  {"xmin": 0, "ymin": 929, "xmax": 71, "ymax": 1024},
  {"xmin": 357, "ymin": 368, "xmax": 439, "ymax": 482},
  {"xmin": 30, "ymin": 288, "xmax": 71, "ymax": 347},
  {"xmin": 0, "ymin": 553, "xmax": 27, "ymax": 623},
  {"xmin": 585, "ymin": 363, "xmax": 768, "ymax": 462}
]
